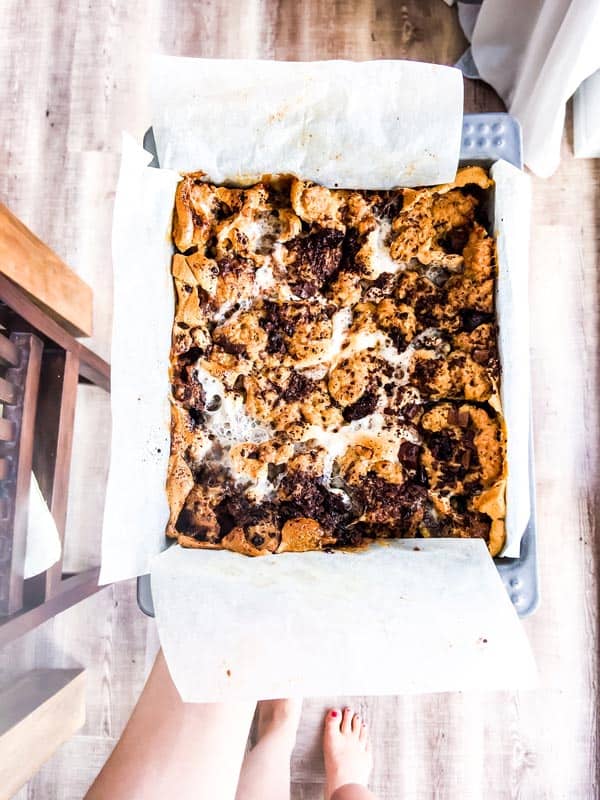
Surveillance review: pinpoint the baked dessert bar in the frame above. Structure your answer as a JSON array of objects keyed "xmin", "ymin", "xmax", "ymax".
[{"xmin": 167, "ymin": 166, "xmax": 507, "ymax": 557}]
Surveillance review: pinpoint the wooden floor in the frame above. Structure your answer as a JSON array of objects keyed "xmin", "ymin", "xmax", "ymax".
[{"xmin": 1, "ymin": 1, "xmax": 599, "ymax": 798}]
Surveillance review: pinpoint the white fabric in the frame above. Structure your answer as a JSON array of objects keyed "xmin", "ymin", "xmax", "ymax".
[
  {"xmin": 465, "ymin": 0, "xmax": 600, "ymax": 176},
  {"xmin": 574, "ymin": 68, "xmax": 600, "ymax": 157},
  {"xmin": 24, "ymin": 472, "xmax": 61, "ymax": 579}
]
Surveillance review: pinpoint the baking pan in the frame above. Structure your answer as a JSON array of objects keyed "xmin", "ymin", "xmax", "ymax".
[{"xmin": 136, "ymin": 112, "xmax": 539, "ymax": 619}]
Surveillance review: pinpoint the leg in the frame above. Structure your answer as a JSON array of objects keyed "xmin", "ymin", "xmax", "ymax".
[
  {"xmin": 235, "ymin": 698, "xmax": 303, "ymax": 800},
  {"xmin": 323, "ymin": 707, "xmax": 377, "ymax": 800},
  {"xmin": 85, "ymin": 649, "xmax": 255, "ymax": 800}
]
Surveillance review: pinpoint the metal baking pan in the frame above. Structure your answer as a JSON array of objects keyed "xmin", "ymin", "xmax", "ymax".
[
  {"xmin": 458, "ymin": 113, "xmax": 539, "ymax": 617},
  {"xmin": 137, "ymin": 112, "xmax": 539, "ymax": 619}
]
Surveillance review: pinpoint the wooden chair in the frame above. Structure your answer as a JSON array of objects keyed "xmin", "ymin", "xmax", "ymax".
[{"xmin": 0, "ymin": 203, "xmax": 110, "ymax": 646}]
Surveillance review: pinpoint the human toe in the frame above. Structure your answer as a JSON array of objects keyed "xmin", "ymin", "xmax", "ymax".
[
  {"xmin": 341, "ymin": 707, "xmax": 354, "ymax": 734},
  {"xmin": 325, "ymin": 708, "xmax": 342, "ymax": 732}
]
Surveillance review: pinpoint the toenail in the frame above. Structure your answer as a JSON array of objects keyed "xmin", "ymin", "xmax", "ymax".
[{"xmin": 330, "ymin": 710, "xmax": 338, "ymax": 718}]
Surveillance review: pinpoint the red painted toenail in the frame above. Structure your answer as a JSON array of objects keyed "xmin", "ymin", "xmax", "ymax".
[{"xmin": 330, "ymin": 711, "xmax": 338, "ymax": 718}]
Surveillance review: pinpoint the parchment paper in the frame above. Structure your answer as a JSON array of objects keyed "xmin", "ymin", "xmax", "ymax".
[
  {"xmin": 100, "ymin": 135, "xmax": 178, "ymax": 582},
  {"xmin": 492, "ymin": 160, "xmax": 531, "ymax": 557},
  {"xmin": 102, "ymin": 57, "xmax": 535, "ymax": 698},
  {"xmin": 150, "ymin": 56, "xmax": 464, "ymax": 188},
  {"xmin": 152, "ymin": 539, "xmax": 536, "ymax": 701}
]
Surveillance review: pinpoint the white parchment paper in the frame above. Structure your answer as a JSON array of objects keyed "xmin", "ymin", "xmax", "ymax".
[
  {"xmin": 102, "ymin": 58, "xmax": 535, "ymax": 698},
  {"xmin": 492, "ymin": 160, "xmax": 531, "ymax": 557},
  {"xmin": 151, "ymin": 56, "xmax": 464, "ymax": 188},
  {"xmin": 100, "ymin": 135, "xmax": 179, "ymax": 582},
  {"xmin": 152, "ymin": 540, "xmax": 536, "ymax": 701}
]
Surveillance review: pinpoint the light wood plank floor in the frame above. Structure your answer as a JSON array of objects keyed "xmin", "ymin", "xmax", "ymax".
[{"xmin": 1, "ymin": 1, "xmax": 598, "ymax": 798}]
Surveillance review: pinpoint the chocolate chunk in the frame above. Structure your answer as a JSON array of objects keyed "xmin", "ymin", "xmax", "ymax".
[
  {"xmin": 472, "ymin": 348, "xmax": 490, "ymax": 364},
  {"xmin": 428, "ymin": 432, "xmax": 454, "ymax": 461},
  {"xmin": 460, "ymin": 310, "xmax": 494, "ymax": 333},
  {"xmin": 450, "ymin": 495, "xmax": 468, "ymax": 514},
  {"xmin": 266, "ymin": 329, "xmax": 287, "ymax": 355},
  {"xmin": 355, "ymin": 475, "xmax": 427, "ymax": 531},
  {"xmin": 335, "ymin": 525, "xmax": 366, "ymax": 548},
  {"xmin": 439, "ymin": 225, "xmax": 470, "ymax": 255},
  {"xmin": 178, "ymin": 347, "xmax": 203, "ymax": 366},
  {"xmin": 283, "ymin": 371, "xmax": 315, "ymax": 402},
  {"xmin": 457, "ymin": 409, "xmax": 470, "ymax": 428},
  {"xmin": 214, "ymin": 502, "xmax": 235, "ymax": 536},
  {"xmin": 267, "ymin": 463, "xmax": 285, "ymax": 481},
  {"xmin": 212, "ymin": 335, "xmax": 246, "ymax": 355},
  {"xmin": 251, "ymin": 534, "xmax": 265, "ymax": 547},
  {"xmin": 462, "ymin": 428, "xmax": 475, "ymax": 446},
  {"xmin": 171, "ymin": 354, "xmax": 206, "ymax": 412},
  {"xmin": 287, "ymin": 228, "xmax": 344, "ymax": 297},
  {"xmin": 372, "ymin": 272, "xmax": 397, "ymax": 293},
  {"xmin": 342, "ymin": 390, "xmax": 378, "ymax": 422},
  {"xmin": 175, "ymin": 507, "xmax": 209, "ymax": 539},
  {"xmin": 340, "ymin": 227, "xmax": 363, "ymax": 273},
  {"xmin": 232, "ymin": 374, "xmax": 247, "ymax": 398},
  {"xmin": 186, "ymin": 407, "xmax": 205, "ymax": 428},
  {"xmin": 416, "ymin": 465, "xmax": 429, "ymax": 487},
  {"xmin": 399, "ymin": 402, "xmax": 422, "ymax": 423},
  {"xmin": 215, "ymin": 495, "xmax": 280, "ymax": 538},
  {"xmin": 461, "ymin": 449, "xmax": 472, "ymax": 469},
  {"xmin": 398, "ymin": 441, "xmax": 421, "ymax": 469},
  {"xmin": 279, "ymin": 471, "xmax": 351, "ymax": 533},
  {"xmin": 447, "ymin": 406, "xmax": 459, "ymax": 425},
  {"xmin": 462, "ymin": 511, "xmax": 491, "ymax": 541},
  {"xmin": 388, "ymin": 327, "xmax": 407, "ymax": 353}
]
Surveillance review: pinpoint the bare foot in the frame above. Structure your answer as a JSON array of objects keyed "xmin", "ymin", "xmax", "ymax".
[
  {"xmin": 256, "ymin": 698, "xmax": 303, "ymax": 750},
  {"xmin": 323, "ymin": 707, "xmax": 373, "ymax": 800}
]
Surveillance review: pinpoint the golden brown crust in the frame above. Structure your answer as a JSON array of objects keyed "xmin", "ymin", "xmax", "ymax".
[
  {"xmin": 277, "ymin": 517, "xmax": 334, "ymax": 553},
  {"xmin": 167, "ymin": 167, "xmax": 507, "ymax": 557}
]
